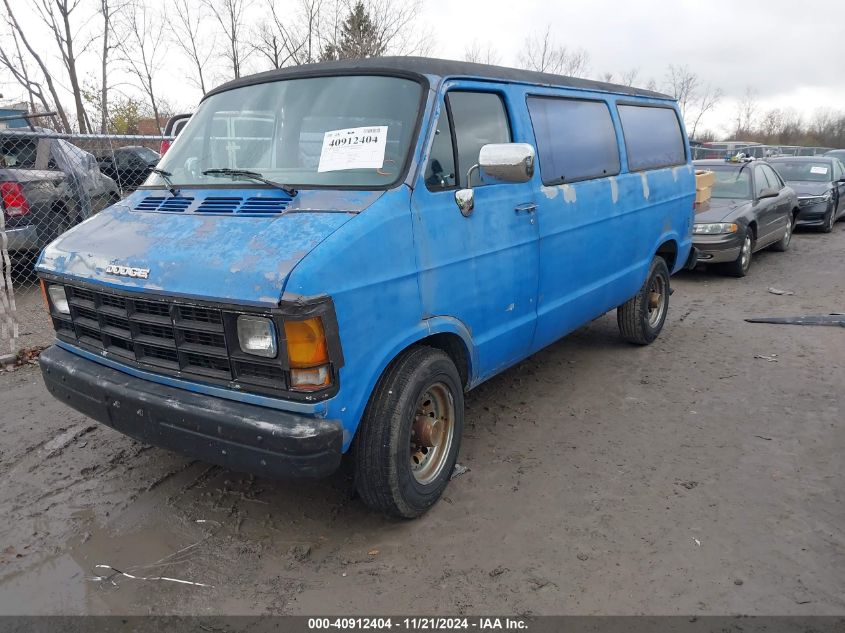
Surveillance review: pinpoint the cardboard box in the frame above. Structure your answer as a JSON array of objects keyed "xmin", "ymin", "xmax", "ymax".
[
  {"xmin": 695, "ymin": 170, "xmax": 715, "ymax": 189},
  {"xmin": 695, "ymin": 187, "xmax": 712, "ymax": 204}
]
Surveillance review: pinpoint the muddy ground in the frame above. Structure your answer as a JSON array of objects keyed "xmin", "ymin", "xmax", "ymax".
[{"xmin": 0, "ymin": 226, "xmax": 843, "ymax": 616}]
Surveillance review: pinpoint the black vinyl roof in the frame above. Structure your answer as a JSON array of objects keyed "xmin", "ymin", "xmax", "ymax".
[{"xmin": 205, "ymin": 56, "xmax": 672, "ymax": 101}]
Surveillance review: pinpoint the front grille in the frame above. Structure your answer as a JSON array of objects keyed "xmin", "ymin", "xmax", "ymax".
[{"xmin": 51, "ymin": 283, "xmax": 291, "ymax": 396}]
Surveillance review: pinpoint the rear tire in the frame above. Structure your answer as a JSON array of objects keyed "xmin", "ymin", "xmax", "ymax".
[
  {"xmin": 722, "ymin": 229, "xmax": 753, "ymax": 277},
  {"xmin": 617, "ymin": 256, "xmax": 670, "ymax": 345},
  {"xmin": 354, "ymin": 346, "xmax": 464, "ymax": 519},
  {"xmin": 771, "ymin": 215, "xmax": 793, "ymax": 252}
]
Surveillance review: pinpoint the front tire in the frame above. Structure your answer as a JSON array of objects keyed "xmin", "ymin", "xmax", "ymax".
[
  {"xmin": 354, "ymin": 346, "xmax": 464, "ymax": 519},
  {"xmin": 617, "ymin": 256, "xmax": 670, "ymax": 345},
  {"xmin": 822, "ymin": 204, "xmax": 835, "ymax": 233},
  {"xmin": 723, "ymin": 229, "xmax": 753, "ymax": 277}
]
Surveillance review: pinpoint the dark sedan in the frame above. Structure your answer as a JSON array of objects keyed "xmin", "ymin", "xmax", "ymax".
[
  {"xmin": 768, "ymin": 156, "xmax": 845, "ymax": 232},
  {"xmin": 97, "ymin": 145, "xmax": 160, "ymax": 192},
  {"xmin": 692, "ymin": 159, "xmax": 798, "ymax": 277}
]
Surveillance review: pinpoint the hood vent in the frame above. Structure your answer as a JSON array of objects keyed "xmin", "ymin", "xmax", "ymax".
[
  {"xmin": 135, "ymin": 194, "xmax": 294, "ymax": 215},
  {"xmin": 134, "ymin": 196, "xmax": 194, "ymax": 212}
]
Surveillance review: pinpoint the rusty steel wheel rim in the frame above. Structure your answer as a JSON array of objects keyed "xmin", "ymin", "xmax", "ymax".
[
  {"xmin": 410, "ymin": 382, "xmax": 455, "ymax": 485},
  {"xmin": 647, "ymin": 273, "xmax": 667, "ymax": 328}
]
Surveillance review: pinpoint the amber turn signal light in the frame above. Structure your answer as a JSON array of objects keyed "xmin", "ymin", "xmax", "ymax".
[{"xmin": 283, "ymin": 317, "xmax": 329, "ymax": 368}]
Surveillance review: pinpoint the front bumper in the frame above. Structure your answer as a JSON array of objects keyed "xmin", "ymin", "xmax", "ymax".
[
  {"xmin": 39, "ymin": 345, "xmax": 343, "ymax": 478},
  {"xmin": 795, "ymin": 200, "xmax": 832, "ymax": 226},
  {"xmin": 3, "ymin": 224, "xmax": 39, "ymax": 253},
  {"xmin": 692, "ymin": 232, "xmax": 743, "ymax": 264}
]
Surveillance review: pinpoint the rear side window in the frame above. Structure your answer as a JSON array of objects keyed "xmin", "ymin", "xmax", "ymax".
[
  {"xmin": 447, "ymin": 92, "xmax": 511, "ymax": 187},
  {"xmin": 527, "ymin": 96, "xmax": 620, "ymax": 185},
  {"xmin": 618, "ymin": 104, "xmax": 686, "ymax": 171}
]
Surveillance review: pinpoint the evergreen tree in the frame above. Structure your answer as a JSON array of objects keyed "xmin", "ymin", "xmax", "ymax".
[{"xmin": 321, "ymin": 2, "xmax": 385, "ymax": 61}]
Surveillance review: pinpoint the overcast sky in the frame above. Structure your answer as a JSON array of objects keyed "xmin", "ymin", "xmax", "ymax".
[{"xmin": 2, "ymin": 0, "xmax": 843, "ymax": 137}]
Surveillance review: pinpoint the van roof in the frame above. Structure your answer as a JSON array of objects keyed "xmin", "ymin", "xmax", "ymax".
[{"xmin": 206, "ymin": 56, "xmax": 672, "ymax": 101}]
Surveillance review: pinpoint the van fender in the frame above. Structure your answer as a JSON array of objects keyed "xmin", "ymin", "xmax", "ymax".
[{"xmin": 331, "ymin": 316, "xmax": 476, "ymax": 449}]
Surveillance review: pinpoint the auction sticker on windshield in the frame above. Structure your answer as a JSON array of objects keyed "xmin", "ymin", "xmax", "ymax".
[
  {"xmin": 318, "ymin": 126, "xmax": 388, "ymax": 172},
  {"xmin": 810, "ymin": 165, "xmax": 829, "ymax": 175}
]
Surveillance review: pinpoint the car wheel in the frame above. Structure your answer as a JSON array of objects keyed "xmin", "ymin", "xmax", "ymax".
[
  {"xmin": 723, "ymin": 229, "xmax": 753, "ymax": 277},
  {"xmin": 617, "ymin": 256, "xmax": 670, "ymax": 345},
  {"xmin": 771, "ymin": 216, "xmax": 793, "ymax": 252},
  {"xmin": 354, "ymin": 346, "xmax": 464, "ymax": 518},
  {"xmin": 822, "ymin": 205, "xmax": 835, "ymax": 233}
]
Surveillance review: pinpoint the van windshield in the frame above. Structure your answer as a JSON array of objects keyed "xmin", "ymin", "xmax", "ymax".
[{"xmin": 147, "ymin": 75, "xmax": 422, "ymax": 189}]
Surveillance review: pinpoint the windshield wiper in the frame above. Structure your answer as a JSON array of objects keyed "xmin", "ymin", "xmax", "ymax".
[
  {"xmin": 202, "ymin": 168, "xmax": 297, "ymax": 196},
  {"xmin": 150, "ymin": 167, "xmax": 180, "ymax": 197}
]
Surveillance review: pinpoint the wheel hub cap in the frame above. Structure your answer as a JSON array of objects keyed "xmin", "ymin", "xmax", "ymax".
[{"xmin": 410, "ymin": 383, "xmax": 455, "ymax": 485}]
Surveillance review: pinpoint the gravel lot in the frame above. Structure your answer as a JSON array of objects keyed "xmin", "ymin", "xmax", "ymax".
[{"xmin": 0, "ymin": 225, "xmax": 843, "ymax": 616}]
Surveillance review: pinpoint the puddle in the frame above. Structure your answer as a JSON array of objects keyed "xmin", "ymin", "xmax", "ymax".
[{"xmin": 0, "ymin": 510, "xmax": 223, "ymax": 614}]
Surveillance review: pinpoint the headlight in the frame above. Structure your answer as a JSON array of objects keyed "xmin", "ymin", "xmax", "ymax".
[
  {"xmin": 47, "ymin": 284, "xmax": 70, "ymax": 314},
  {"xmin": 693, "ymin": 222, "xmax": 739, "ymax": 235},
  {"xmin": 798, "ymin": 193, "xmax": 831, "ymax": 207},
  {"xmin": 236, "ymin": 315, "xmax": 277, "ymax": 358}
]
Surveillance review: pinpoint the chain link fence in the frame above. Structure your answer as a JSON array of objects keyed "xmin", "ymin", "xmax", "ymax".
[{"xmin": 0, "ymin": 129, "xmax": 173, "ymax": 363}]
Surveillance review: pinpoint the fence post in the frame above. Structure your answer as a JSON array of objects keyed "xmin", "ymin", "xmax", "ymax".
[{"xmin": 0, "ymin": 208, "xmax": 20, "ymax": 364}]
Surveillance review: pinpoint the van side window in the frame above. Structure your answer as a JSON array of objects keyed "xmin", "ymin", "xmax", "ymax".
[
  {"xmin": 526, "ymin": 96, "xmax": 620, "ymax": 185},
  {"xmin": 447, "ymin": 91, "xmax": 511, "ymax": 187},
  {"xmin": 617, "ymin": 104, "xmax": 686, "ymax": 171},
  {"xmin": 424, "ymin": 108, "xmax": 457, "ymax": 191}
]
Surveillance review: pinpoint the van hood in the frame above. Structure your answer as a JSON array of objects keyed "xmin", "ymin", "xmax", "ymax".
[{"xmin": 37, "ymin": 189, "xmax": 381, "ymax": 305}]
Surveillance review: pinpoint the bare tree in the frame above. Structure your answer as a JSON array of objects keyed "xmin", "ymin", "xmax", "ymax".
[
  {"xmin": 733, "ymin": 86, "xmax": 758, "ymax": 138},
  {"xmin": 251, "ymin": 0, "xmax": 318, "ymax": 69},
  {"xmin": 96, "ymin": 0, "xmax": 126, "ymax": 132},
  {"xmin": 517, "ymin": 27, "xmax": 590, "ymax": 77},
  {"xmin": 463, "ymin": 40, "xmax": 500, "ymax": 65},
  {"xmin": 688, "ymin": 84, "xmax": 722, "ymax": 140},
  {"xmin": 620, "ymin": 68, "xmax": 639, "ymax": 87},
  {"xmin": 599, "ymin": 71, "xmax": 614, "ymax": 83},
  {"xmin": 203, "ymin": 0, "xmax": 254, "ymax": 79},
  {"xmin": 170, "ymin": 0, "xmax": 213, "ymax": 93},
  {"xmin": 366, "ymin": 0, "xmax": 431, "ymax": 56},
  {"xmin": 0, "ymin": 0, "xmax": 72, "ymax": 131},
  {"xmin": 32, "ymin": 0, "xmax": 93, "ymax": 132},
  {"xmin": 118, "ymin": 0, "xmax": 166, "ymax": 129},
  {"xmin": 0, "ymin": 27, "xmax": 44, "ymax": 115},
  {"xmin": 664, "ymin": 64, "xmax": 698, "ymax": 118}
]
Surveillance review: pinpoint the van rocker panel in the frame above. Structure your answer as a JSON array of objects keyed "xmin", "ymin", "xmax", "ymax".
[{"xmin": 39, "ymin": 345, "xmax": 343, "ymax": 478}]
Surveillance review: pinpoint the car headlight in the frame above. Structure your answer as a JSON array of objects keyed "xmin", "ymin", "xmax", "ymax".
[
  {"xmin": 693, "ymin": 222, "xmax": 739, "ymax": 235},
  {"xmin": 236, "ymin": 315, "xmax": 277, "ymax": 358},
  {"xmin": 798, "ymin": 193, "xmax": 831, "ymax": 207},
  {"xmin": 46, "ymin": 284, "xmax": 70, "ymax": 314}
]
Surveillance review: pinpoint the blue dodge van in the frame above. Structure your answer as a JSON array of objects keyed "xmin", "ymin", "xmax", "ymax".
[{"xmin": 37, "ymin": 58, "xmax": 695, "ymax": 517}]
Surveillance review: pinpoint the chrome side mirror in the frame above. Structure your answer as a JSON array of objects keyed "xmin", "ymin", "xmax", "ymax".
[
  {"xmin": 479, "ymin": 143, "xmax": 535, "ymax": 183},
  {"xmin": 455, "ymin": 188, "xmax": 474, "ymax": 217}
]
